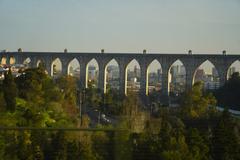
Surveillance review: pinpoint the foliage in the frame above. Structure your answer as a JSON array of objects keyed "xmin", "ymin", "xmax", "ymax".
[
  {"xmin": 215, "ymin": 72, "xmax": 240, "ymax": 110},
  {"xmin": 2, "ymin": 69, "xmax": 17, "ymax": 112},
  {"xmin": 211, "ymin": 109, "xmax": 240, "ymax": 160},
  {"xmin": 181, "ymin": 81, "xmax": 217, "ymax": 118},
  {"xmin": 0, "ymin": 67, "xmax": 239, "ymax": 159}
]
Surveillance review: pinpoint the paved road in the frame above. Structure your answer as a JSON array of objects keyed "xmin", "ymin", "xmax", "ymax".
[{"xmin": 86, "ymin": 107, "xmax": 117, "ymax": 127}]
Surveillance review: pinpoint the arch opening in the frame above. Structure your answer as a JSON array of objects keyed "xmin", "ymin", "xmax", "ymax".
[
  {"xmin": 193, "ymin": 60, "xmax": 220, "ymax": 90},
  {"xmin": 51, "ymin": 58, "xmax": 62, "ymax": 78},
  {"xmin": 9, "ymin": 57, "xmax": 16, "ymax": 65},
  {"xmin": 23, "ymin": 58, "xmax": 31, "ymax": 68},
  {"xmin": 86, "ymin": 58, "xmax": 99, "ymax": 88},
  {"xmin": 37, "ymin": 60, "xmax": 45, "ymax": 68},
  {"xmin": 147, "ymin": 59, "xmax": 162, "ymax": 95},
  {"xmin": 168, "ymin": 60, "xmax": 186, "ymax": 96},
  {"xmin": 104, "ymin": 59, "xmax": 120, "ymax": 93},
  {"xmin": 227, "ymin": 60, "xmax": 240, "ymax": 79},
  {"xmin": 1, "ymin": 56, "xmax": 7, "ymax": 65},
  {"xmin": 68, "ymin": 58, "xmax": 80, "ymax": 79},
  {"xmin": 126, "ymin": 59, "xmax": 141, "ymax": 95}
]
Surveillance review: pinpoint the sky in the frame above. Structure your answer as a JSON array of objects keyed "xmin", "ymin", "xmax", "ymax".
[{"xmin": 0, "ymin": 0, "xmax": 240, "ymax": 54}]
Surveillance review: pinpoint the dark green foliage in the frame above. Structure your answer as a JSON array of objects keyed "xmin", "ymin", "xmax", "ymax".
[
  {"xmin": 215, "ymin": 72, "xmax": 240, "ymax": 110},
  {"xmin": 186, "ymin": 128, "xmax": 209, "ymax": 160},
  {"xmin": 211, "ymin": 110, "xmax": 240, "ymax": 160},
  {"xmin": 2, "ymin": 69, "xmax": 17, "ymax": 112},
  {"xmin": 56, "ymin": 76, "xmax": 77, "ymax": 105},
  {"xmin": 104, "ymin": 89, "xmax": 123, "ymax": 115},
  {"xmin": 181, "ymin": 81, "xmax": 216, "ymax": 118},
  {"xmin": 15, "ymin": 67, "xmax": 48, "ymax": 101},
  {"xmin": 50, "ymin": 131, "xmax": 67, "ymax": 159},
  {"xmin": 85, "ymin": 87, "xmax": 102, "ymax": 108},
  {"xmin": 121, "ymin": 92, "xmax": 142, "ymax": 116}
]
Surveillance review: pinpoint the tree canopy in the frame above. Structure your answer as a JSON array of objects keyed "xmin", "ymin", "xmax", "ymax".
[{"xmin": 215, "ymin": 72, "xmax": 240, "ymax": 110}]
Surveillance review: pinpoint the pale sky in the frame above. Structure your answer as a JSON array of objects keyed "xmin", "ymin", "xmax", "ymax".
[{"xmin": 0, "ymin": 0, "xmax": 240, "ymax": 54}]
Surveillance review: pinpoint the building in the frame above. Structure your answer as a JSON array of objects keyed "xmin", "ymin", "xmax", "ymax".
[
  {"xmin": 88, "ymin": 65, "xmax": 98, "ymax": 81},
  {"xmin": 169, "ymin": 65, "xmax": 186, "ymax": 94},
  {"xmin": 228, "ymin": 67, "xmax": 236, "ymax": 78},
  {"xmin": 195, "ymin": 69, "xmax": 205, "ymax": 82}
]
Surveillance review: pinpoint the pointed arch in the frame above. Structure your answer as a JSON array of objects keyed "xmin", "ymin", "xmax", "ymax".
[
  {"xmin": 9, "ymin": 56, "xmax": 16, "ymax": 65},
  {"xmin": 51, "ymin": 58, "xmax": 62, "ymax": 77},
  {"xmin": 168, "ymin": 59, "xmax": 186, "ymax": 96},
  {"xmin": 104, "ymin": 58, "xmax": 120, "ymax": 93},
  {"xmin": 125, "ymin": 59, "xmax": 141, "ymax": 95},
  {"xmin": 227, "ymin": 60, "xmax": 240, "ymax": 79},
  {"xmin": 37, "ymin": 59, "xmax": 45, "ymax": 68},
  {"xmin": 193, "ymin": 60, "xmax": 220, "ymax": 90},
  {"xmin": 146, "ymin": 59, "xmax": 162, "ymax": 95},
  {"xmin": 67, "ymin": 58, "xmax": 80, "ymax": 78},
  {"xmin": 1, "ymin": 56, "xmax": 7, "ymax": 65},
  {"xmin": 86, "ymin": 58, "xmax": 99, "ymax": 88}
]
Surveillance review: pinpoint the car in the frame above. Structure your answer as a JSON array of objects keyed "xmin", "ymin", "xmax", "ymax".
[
  {"xmin": 101, "ymin": 114, "xmax": 106, "ymax": 118},
  {"xmin": 101, "ymin": 114, "xmax": 111, "ymax": 123}
]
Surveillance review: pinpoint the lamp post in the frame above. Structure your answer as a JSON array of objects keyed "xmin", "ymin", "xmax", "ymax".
[
  {"xmin": 82, "ymin": 89, "xmax": 86, "ymax": 114},
  {"xmin": 77, "ymin": 89, "xmax": 82, "ymax": 125}
]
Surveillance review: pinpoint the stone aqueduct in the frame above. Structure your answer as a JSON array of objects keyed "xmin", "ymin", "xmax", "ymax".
[{"xmin": 1, "ymin": 51, "xmax": 240, "ymax": 96}]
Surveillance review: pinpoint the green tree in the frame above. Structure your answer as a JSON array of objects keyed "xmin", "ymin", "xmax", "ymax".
[
  {"xmin": 121, "ymin": 92, "xmax": 142, "ymax": 116},
  {"xmin": 50, "ymin": 131, "xmax": 67, "ymax": 160},
  {"xmin": 15, "ymin": 67, "xmax": 47, "ymax": 102},
  {"xmin": 0, "ymin": 91, "xmax": 6, "ymax": 111},
  {"xmin": 186, "ymin": 128, "xmax": 209, "ymax": 160},
  {"xmin": 181, "ymin": 82, "xmax": 216, "ymax": 118},
  {"xmin": 211, "ymin": 109, "xmax": 240, "ymax": 160},
  {"xmin": 104, "ymin": 89, "xmax": 123, "ymax": 115},
  {"xmin": 56, "ymin": 76, "xmax": 77, "ymax": 105},
  {"xmin": 215, "ymin": 72, "xmax": 240, "ymax": 110},
  {"xmin": 85, "ymin": 87, "xmax": 102, "ymax": 108},
  {"xmin": 2, "ymin": 69, "xmax": 17, "ymax": 112}
]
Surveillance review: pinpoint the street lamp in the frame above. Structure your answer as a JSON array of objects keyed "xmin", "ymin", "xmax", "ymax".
[
  {"xmin": 82, "ymin": 88, "xmax": 86, "ymax": 113},
  {"xmin": 77, "ymin": 89, "xmax": 82, "ymax": 125},
  {"xmin": 77, "ymin": 88, "xmax": 86, "ymax": 126}
]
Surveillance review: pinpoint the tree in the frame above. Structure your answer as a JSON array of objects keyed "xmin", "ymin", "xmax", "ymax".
[
  {"xmin": 85, "ymin": 87, "xmax": 102, "ymax": 108},
  {"xmin": 215, "ymin": 72, "xmax": 240, "ymax": 110},
  {"xmin": 181, "ymin": 82, "xmax": 216, "ymax": 118},
  {"xmin": 2, "ymin": 69, "xmax": 17, "ymax": 112},
  {"xmin": 121, "ymin": 92, "xmax": 142, "ymax": 116},
  {"xmin": 211, "ymin": 109, "xmax": 240, "ymax": 160},
  {"xmin": 186, "ymin": 128, "xmax": 209, "ymax": 160},
  {"xmin": 56, "ymin": 76, "xmax": 77, "ymax": 105},
  {"xmin": 15, "ymin": 67, "xmax": 47, "ymax": 101},
  {"xmin": 104, "ymin": 89, "xmax": 123, "ymax": 115}
]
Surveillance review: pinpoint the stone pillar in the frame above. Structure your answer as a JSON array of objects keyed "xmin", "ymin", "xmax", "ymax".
[
  {"xmin": 61, "ymin": 60, "xmax": 69, "ymax": 76},
  {"xmin": 14, "ymin": 55, "xmax": 21, "ymax": 65},
  {"xmin": 185, "ymin": 68, "xmax": 195, "ymax": 91},
  {"xmin": 215, "ymin": 61, "xmax": 228, "ymax": 88},
  {"xmin": 159, "ymin": 67, "xmax": 170, "ymax": 105},
  {"xmin": 140, "ymin": 65, "xmax": 147, "ymax": 96},
  {"xmin": 30, "ymin": 57, "xmax": 37, "ymax": 68},
  {"xmin": 79, "ymin": 61, "xmax": 87, "ymax": 89},
  {"xmin": 45, "ymin": 59, "xmax": 52, "ymax": 76},
  {"xmin": 218, "ymin": 69, "xmax": 227, "ymax": 87},
  {"xmin": 5, "ymin": 55, "xmax": 10, "ymax": 65},
  {"xmin": 98, "ymin": 64, "xmax": 105, "ymax": 93},
  {"xmin": 161, "ymin": 68, "xmax": 169, "ymax": 96},
  {"xmin": 119, "ymin": 63, "xmax": 126, "ymax": 95}
]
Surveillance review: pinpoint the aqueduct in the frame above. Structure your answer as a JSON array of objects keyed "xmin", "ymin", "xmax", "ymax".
[{"xmin": 1, "ymin": 51, "xmax": 240, "ymax": 96}]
